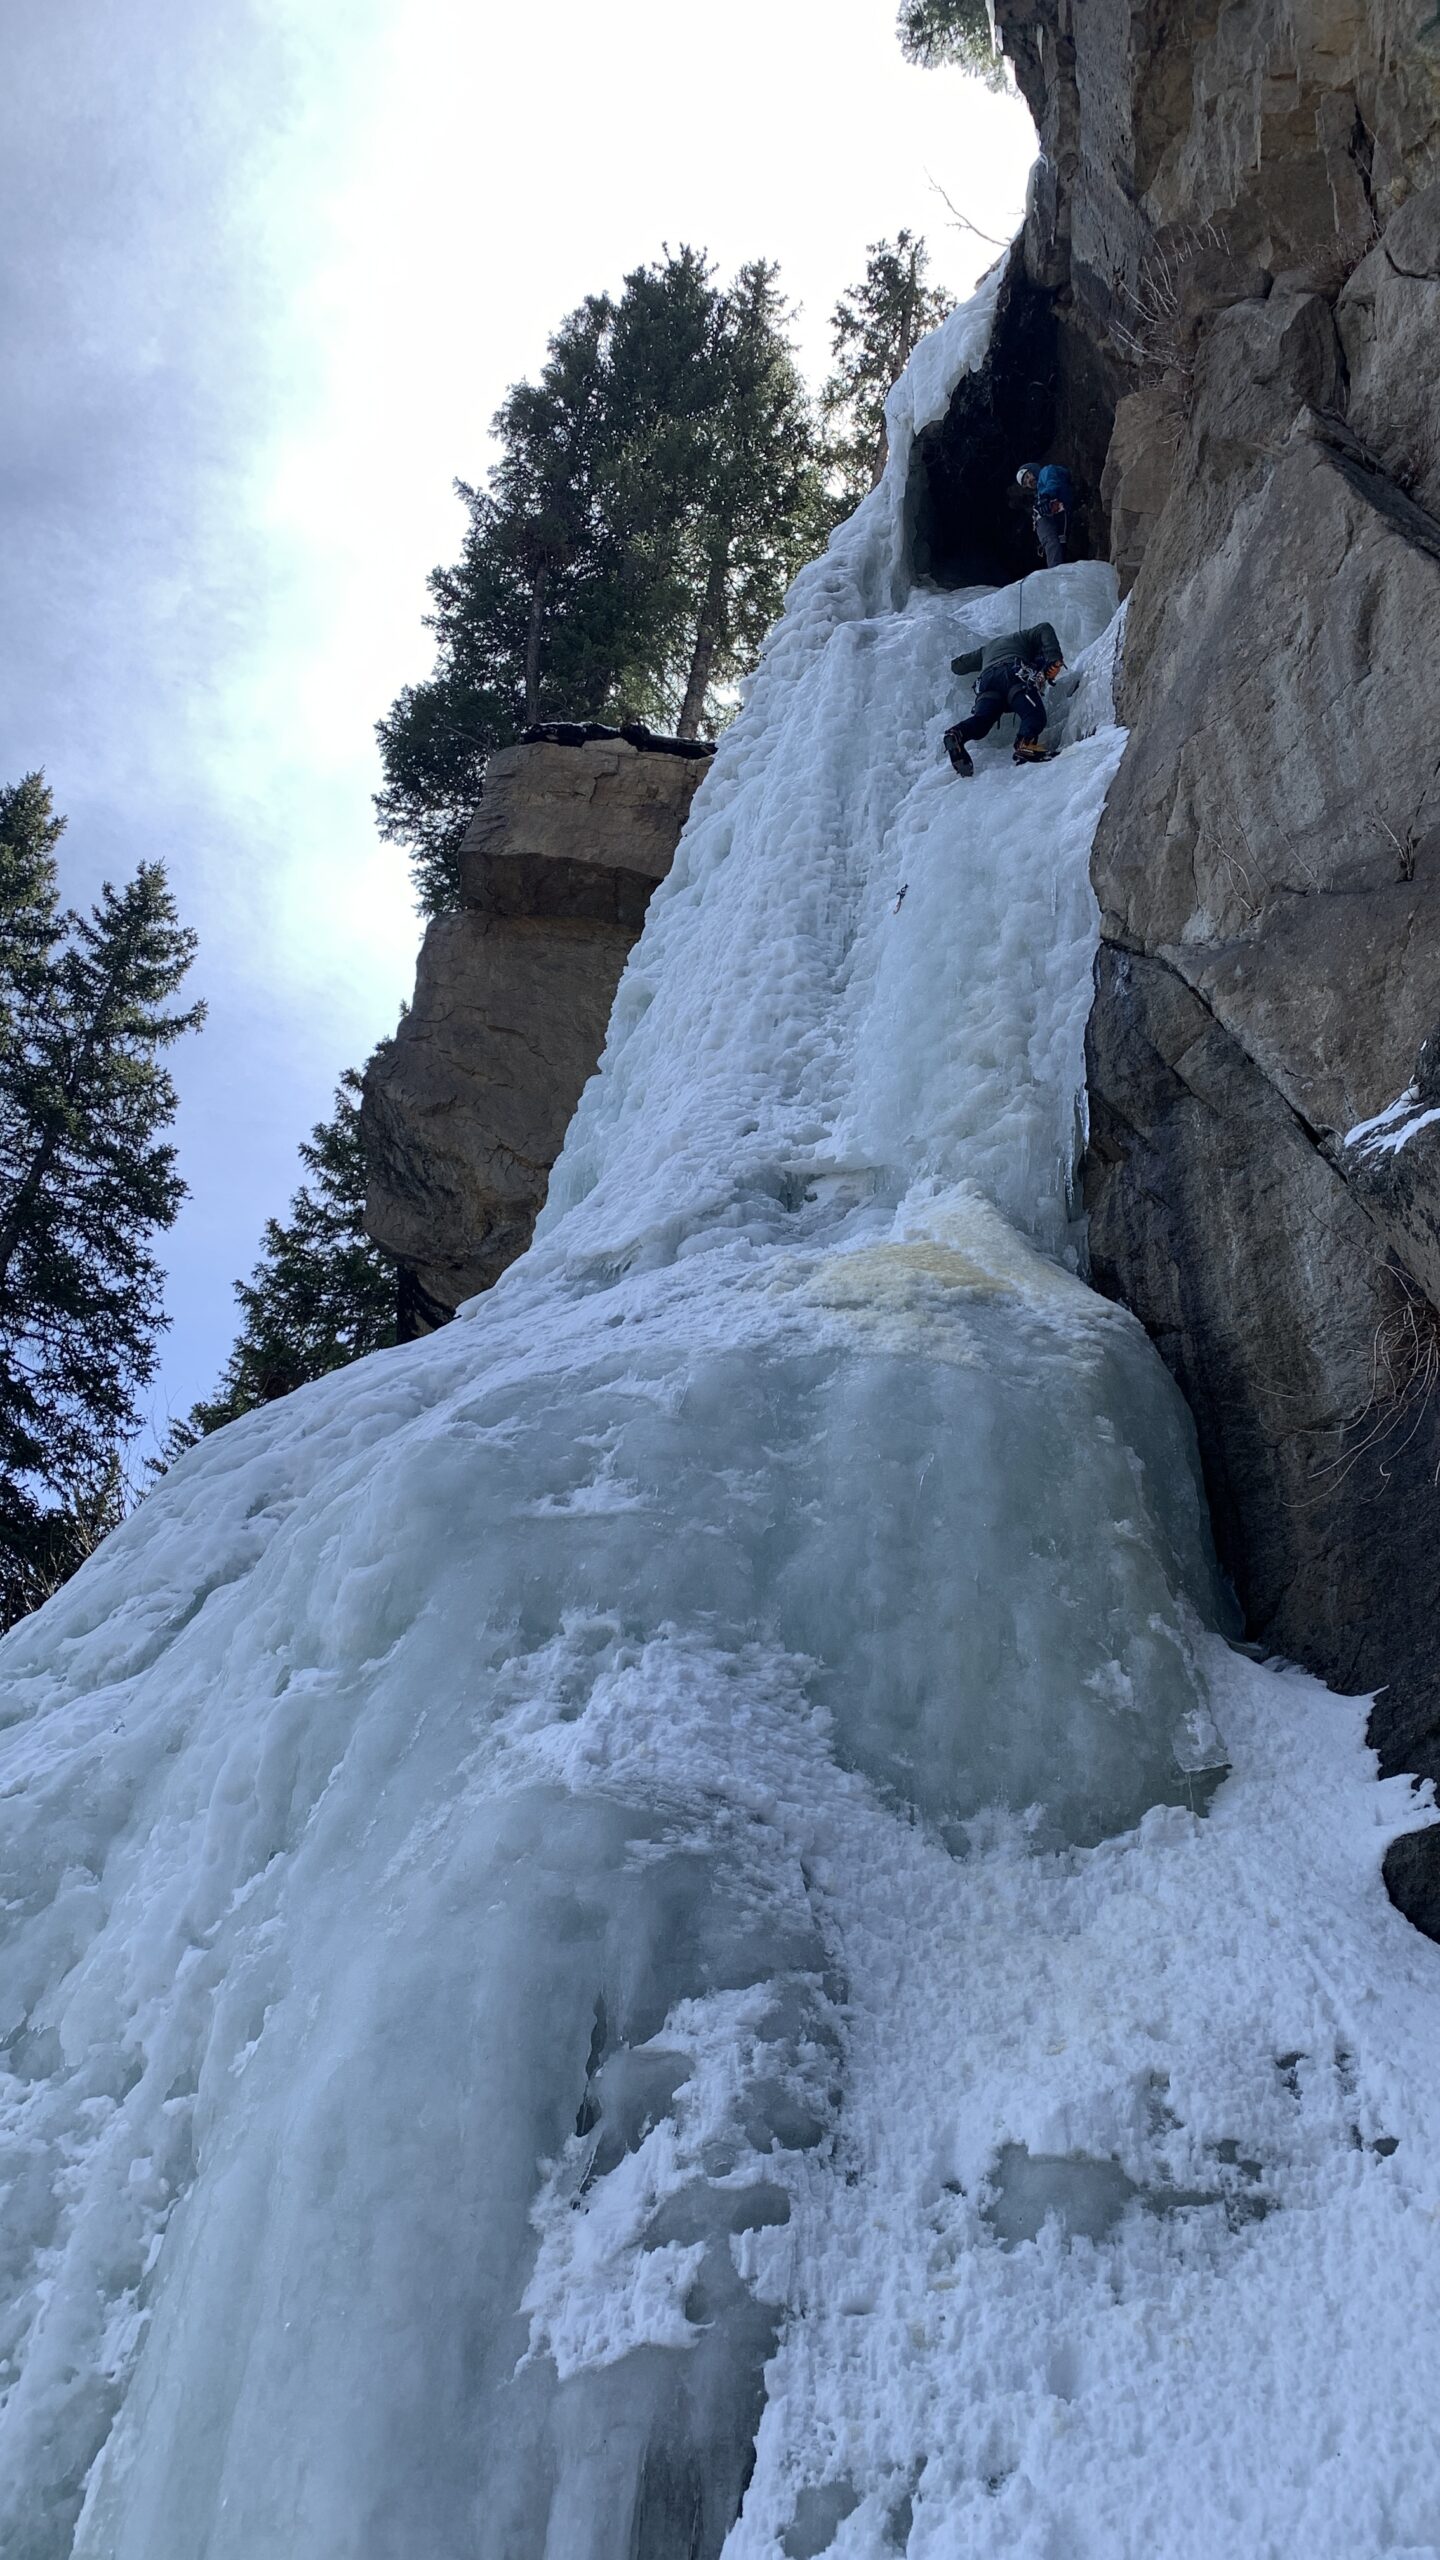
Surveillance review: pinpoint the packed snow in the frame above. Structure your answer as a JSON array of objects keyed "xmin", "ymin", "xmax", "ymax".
[
  {"xmin": 1346, "ymin": 1083, "xmax": 1440, "ymax": 1158},
  {"xmin": 2, "ymin": 269, "xmax": 1438, "ymax": 2560}
]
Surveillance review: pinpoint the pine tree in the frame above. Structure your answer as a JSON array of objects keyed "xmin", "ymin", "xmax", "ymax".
[
  {"xmin": 375, "ymin": 249, "xmax": 829, "ymax": 914},
  {"xmin": 896, "ymin": 0, "xmax": 1006, "ymax": 83},
  {"xmin": 671, "ymin": 261, "xmax": 832, "ymax": 737},
  {"xmin": 176, "ymin": 1070, "xmax": 397, "ymax": 1442},
  {"xmin": 823, "ymin": 233, "xmax": 954, "ymax": 507},
  {"xmin": 0, "ymin": 777, "xmax": 203, "ymax": 1628},
  {"xmin": 375, "ymin": 275, "xmax": 686, "ymax": 917},
  {"xmin": 0, "ymin": 774, "xmax": 63, "ymax": 1042}
]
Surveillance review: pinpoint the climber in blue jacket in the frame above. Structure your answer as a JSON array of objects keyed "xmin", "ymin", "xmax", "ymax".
[{"xmin": 1016, "ymin": 461, "xmax": 1074, "ymax": 568}]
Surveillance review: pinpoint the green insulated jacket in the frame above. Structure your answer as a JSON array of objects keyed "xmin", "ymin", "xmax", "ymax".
[{"xmin": 951, "ymin": 620, "xmax": 1064, "ymax": 681}]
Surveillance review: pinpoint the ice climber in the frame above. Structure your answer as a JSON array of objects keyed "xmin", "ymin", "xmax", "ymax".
[
  {"xmin": 1016, "ymin": 461, "xmax": 1073, "ymax": 567},
  {"xmin": 943, "ymin": 620, "xmax": 1065, "ymax": 778}
]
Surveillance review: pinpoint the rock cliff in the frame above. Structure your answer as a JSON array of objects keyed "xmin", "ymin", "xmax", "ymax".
[
  {"xmin": 975, "ymin": 0, "xmax": 1440, "ymax": 1928},
  {"xmin": 362, "ymin": 737, "xmax": 709, "ymax": 1326}
]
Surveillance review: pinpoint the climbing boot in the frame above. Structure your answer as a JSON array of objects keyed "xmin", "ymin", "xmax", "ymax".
[
  {"xmin": 945, "ymin": 728, "xmax": 974, "ymax": 778},
  {"xmin": 1013, "ymin": 738, "xmax": 1054, "ymax": 766}
]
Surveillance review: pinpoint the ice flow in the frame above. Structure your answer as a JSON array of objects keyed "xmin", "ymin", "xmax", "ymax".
[{"xmin": 4, "ymin": 271, "xmax": 1440, "ymax": 2560}]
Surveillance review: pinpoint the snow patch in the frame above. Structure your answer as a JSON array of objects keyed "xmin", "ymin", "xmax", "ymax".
[{"xmin": 1346, "ymin": 1083, "xmax": 1440, "ymax": 1157}]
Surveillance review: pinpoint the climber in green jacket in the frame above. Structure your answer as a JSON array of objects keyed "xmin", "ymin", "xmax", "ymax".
[{"xmin": 943, "ymin": 621, "xmax": 1066, "ymax": 778}]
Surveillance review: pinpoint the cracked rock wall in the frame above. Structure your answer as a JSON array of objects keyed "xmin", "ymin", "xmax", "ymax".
[{"xmin": 989, "ymin": 0, "xmax": 1440, "ymax": 1924}]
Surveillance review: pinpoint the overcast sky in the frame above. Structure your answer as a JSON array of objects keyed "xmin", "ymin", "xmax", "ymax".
[{"xmin": 2, "ymin": 0, "xmax": 1034, "ymax": 1437}]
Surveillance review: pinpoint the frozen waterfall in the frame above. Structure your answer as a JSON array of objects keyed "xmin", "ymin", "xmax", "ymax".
[{"xmin": 3, "ymin": 271, "xmax": 1440, "ymax": 2560}]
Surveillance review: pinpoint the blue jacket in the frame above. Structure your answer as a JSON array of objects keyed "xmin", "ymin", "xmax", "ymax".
[{"xmin": 1030, "ymin": 462, "xmax": 1073, "ymax": 510}]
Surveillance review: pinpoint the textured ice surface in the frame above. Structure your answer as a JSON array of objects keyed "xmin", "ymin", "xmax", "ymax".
[{"xmin": 3, "ymin": 270, "xmax": 1440, "ymax": 2560}]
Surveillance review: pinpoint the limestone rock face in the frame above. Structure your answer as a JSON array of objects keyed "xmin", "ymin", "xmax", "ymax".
[
  {"xmin": 459, "ymin": 740, "xmax": 700, "ymax": 918},
  {"xmin": 362, "ymin": 740, "xmax": 708, "ymax": 1322},
  {"xmin": 1337, "ymin": 181, "xmax": 1440, "ymax": 518},
  {"xmin": 1084, "ymin": 944, "xmax": 1430, "ymax": 1693},
  {"xmin": 1099, "ymin": 383, "xmax": 1182, "ymax": 595},
  {"xmin": 984, "ymin": 0, "xmax": 1440, "ymax": 1925}
]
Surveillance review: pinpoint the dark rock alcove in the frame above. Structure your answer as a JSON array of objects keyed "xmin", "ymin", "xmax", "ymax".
[
  {"xmin": 906, "ymin": 250, "xmax": 1125, "ymax": 591},
  {"xmin": 908, "ymin": 263, "xmax": 1058, "ymax": 587}
]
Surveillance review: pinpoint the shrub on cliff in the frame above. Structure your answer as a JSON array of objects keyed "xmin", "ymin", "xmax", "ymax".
[
  {"xmin": 376, "ymin": 249, "xmax": 828, "ymax": 917},
  {"xmin": 0, "ymin": 774, "xmax": 203, "ymax": 1628}
]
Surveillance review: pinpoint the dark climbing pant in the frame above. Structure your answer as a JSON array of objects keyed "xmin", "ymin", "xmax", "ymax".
[
  {"xmin": 949, "ymin": 666, "xmax": 1047, "ymax": 753},
  {"xmin": 1034, "ymin": 503, "xmax": 1067, "ymax": 568}
]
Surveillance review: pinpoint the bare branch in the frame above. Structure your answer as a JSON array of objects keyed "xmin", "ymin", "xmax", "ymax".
[{"xmin": 924, "ymin": 171, "xmax": 1015, "ymax": 253}]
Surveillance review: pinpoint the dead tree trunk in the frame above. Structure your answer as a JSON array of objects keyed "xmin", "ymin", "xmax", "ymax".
[
  {"xmin": 677, "ymin": 552, "xmax": 728, "ymax": 739},
  {"xmin": 523, "ymin": 567, "xmax": 548, "ymax": 727}
]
